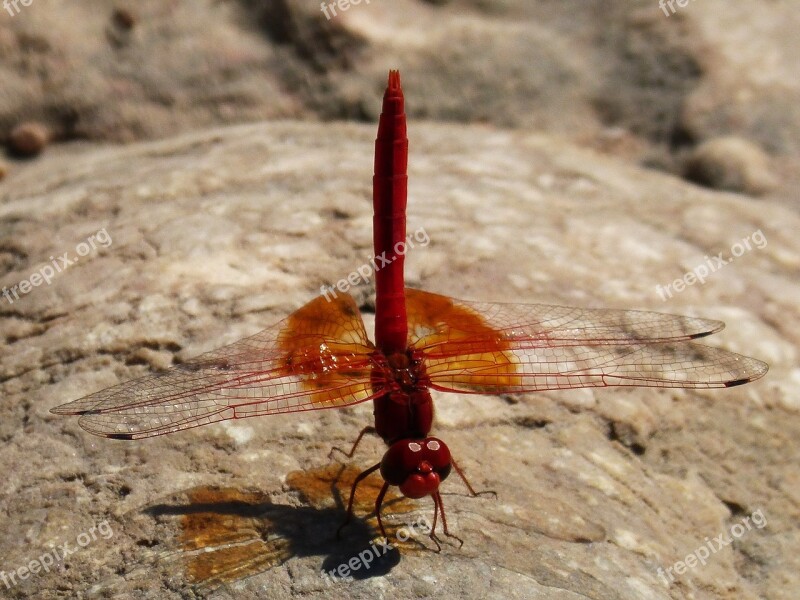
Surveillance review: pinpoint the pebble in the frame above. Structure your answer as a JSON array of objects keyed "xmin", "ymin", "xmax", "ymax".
[
  {"xmin": 111, "ymin": 7, "xmax": 136, "ymax": 30},
  {"xmin": 684, "ymin": 136, "xmax": 778, "ymax": 196},
  {"xmin": 8, "ymin": 122, "xmax": 50, "ymax": 158}
]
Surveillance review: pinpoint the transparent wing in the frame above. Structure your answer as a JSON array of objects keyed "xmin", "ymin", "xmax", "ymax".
[
  {"xmin": 51, "ymin": 294, "xmax": 384, "ymax": 439},
  {"xmin": 406, "ymin": 289, "xmax": 768, "ymax": 393}
]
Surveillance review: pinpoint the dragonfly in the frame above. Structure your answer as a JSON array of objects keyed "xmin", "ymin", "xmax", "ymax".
[{"xmin": 52, "ymin": 70, "xmax": 768, "ymax": 547}]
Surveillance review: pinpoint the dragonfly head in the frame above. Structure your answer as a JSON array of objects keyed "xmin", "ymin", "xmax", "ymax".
[{"xmin": 380, "ymin": 437, "xmax": 452, "ymax": 499}]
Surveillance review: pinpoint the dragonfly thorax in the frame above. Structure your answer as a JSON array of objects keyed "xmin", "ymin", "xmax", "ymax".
[
  {"xmin": 379, "ymin": 437, "xmax": 452, "ymax": 499},
  {"xmin": 385, "ymin": 350, "xmax": 427, "ymax": 391},
  {"xmin": 373, "ymin": 349, "xmax": 434, "ymax": 443}
]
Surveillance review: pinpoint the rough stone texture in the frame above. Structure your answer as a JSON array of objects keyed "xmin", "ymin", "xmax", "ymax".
[
  {"xmin": 2, "ymin": 0, "xmax": 799, "ymax": 598},
  {"xmin": 0, "ymin": 120, "xmax": 796, "ymax": 599}
]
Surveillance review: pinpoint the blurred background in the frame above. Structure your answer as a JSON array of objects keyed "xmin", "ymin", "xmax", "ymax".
[{"xmin": 1, "ymin": 0, "xmax": 798, "ymax": 200}]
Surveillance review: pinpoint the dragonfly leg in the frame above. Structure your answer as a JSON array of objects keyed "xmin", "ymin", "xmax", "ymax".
[
  {"xmin": 428, "ymin": 492, "xmax": 442, "ymax": 552},
  {"xmin": 451, "ymin": 457, "xmax": 497, "ymax": 499},
  {"xmin": 336, "ymin": 461, "xmax": 380, "ymax": 539},
  {"xmin": 434, "ymin": 490, "xmax": 463, "ymax": 548},
  {"xmin": 425, "ymin": 491, "xmax": 461, "ymax": 550},
  {"xmin": 328, "ymin": 426, "xmax": 377, "ymax": 461},
  {"xmin": 374, "ymin": 481, "xmax": 390, "ymax": 541},
  {"xmin": 437, "ymin": 491, "xmax": 463, "ymax": 546}
]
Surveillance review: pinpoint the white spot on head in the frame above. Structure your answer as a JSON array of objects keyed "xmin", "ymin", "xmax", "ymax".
[
  {"xmin": 408, "ymin": 442, "xmax": 422, "ymax": 452},
  {"xmin": 426, "ymin": 440, "xmax": 441, "ymax": 451}
]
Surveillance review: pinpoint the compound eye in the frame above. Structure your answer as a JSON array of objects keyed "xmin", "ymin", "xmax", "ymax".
[
  {"xmin": 380, "ymin": 439, "xmax": 427, "ymax": 485},
  {"xmin": 380, "ymin": 438, "xmax": 453, "ymax": 488}
]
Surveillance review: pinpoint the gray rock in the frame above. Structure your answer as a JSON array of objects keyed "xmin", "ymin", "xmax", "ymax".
[{"xmin": 0, "ymin": 119, "xmax": 795, "ymax": 599}]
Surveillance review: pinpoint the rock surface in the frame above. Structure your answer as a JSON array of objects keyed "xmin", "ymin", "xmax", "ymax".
[
  {"xmin": 0, "ymin": 120, "xmax": 796, "ymax": 599},
  {"xmin": 2, "ymin": 0, "xmax": 799, "ymax": 597}
]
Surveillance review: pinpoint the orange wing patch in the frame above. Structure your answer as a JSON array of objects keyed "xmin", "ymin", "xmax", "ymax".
[
  {"xmin": 405, "ymin": 288, "xmax": 522, "ymax": 391},
  {"xmin": 277, "ymin": 293, "xmax": 376, "ymax": 407}
]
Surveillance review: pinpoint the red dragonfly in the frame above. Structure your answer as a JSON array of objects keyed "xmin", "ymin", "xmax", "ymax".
[{"xmin": 53, "ymin": 70, "xmax": 768, "ymax": 547}]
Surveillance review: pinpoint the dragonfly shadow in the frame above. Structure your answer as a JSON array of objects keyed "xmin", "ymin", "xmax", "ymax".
[{"xmin": 140, "ymin": 463, "xmax": 420, "ymax": 592}]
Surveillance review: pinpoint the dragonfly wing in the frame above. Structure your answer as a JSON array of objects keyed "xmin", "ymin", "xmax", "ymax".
[
  {"xmin": 406, "ymin": 289, "xmax": 725, "ymax": 350},
  {"xmin": 405, "ymin": 289, "xmax": 768, "ymax": 393},
  {"xmin": 52, "ymin": 294, "xmax": 385, "ymax": 439},
  {"xmin": 422, "ymin": 342, "xmax": 768, "ymax": 393}
]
